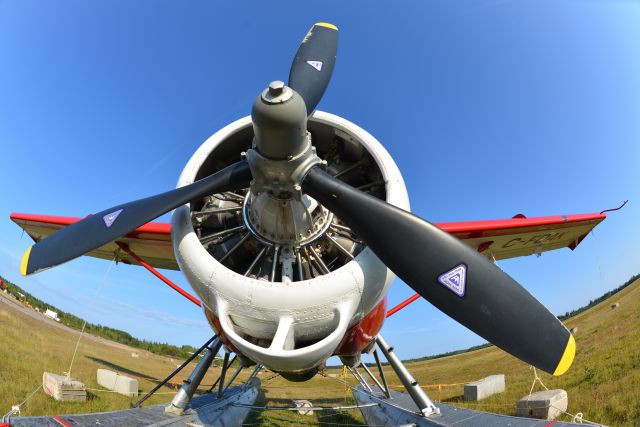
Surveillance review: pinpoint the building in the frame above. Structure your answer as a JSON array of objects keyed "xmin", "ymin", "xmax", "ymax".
[{"xmin": 44, "ymin": 309, "xmax": 60, "ymax": 322}]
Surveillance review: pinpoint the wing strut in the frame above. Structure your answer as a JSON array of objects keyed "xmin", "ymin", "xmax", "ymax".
[
  {"xmin": 386, "ymin": 293, "xmax": 420, "ymax": 318},
  {"xmin": 115, "ymin": 242, "xmax": 201, "ymax": 307}
]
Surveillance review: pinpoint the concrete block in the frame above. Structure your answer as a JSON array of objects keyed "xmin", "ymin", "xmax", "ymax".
[
  {"xmin": 516, "ymin": 389, "xmax": 568, "ymax": 419},
  {"xmin": 97, "ymin": 369, "xmax": 138, "ymax": 397},
  {"xmin": 464, "ymin": 374, "xmax": 505, "ymax": 401},
  {"xmin": 43, "ymin": 372, "xmax": 86, "ymax": 402}
]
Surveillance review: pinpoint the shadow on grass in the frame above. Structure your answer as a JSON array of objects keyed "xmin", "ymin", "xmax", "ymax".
[
  {"xmin": 85, "ymin": 355, "xmax": 218, "ymax": 396},
  {"xmin": 86, "ymin": 355, "xmax": 179, "ymax": 394},
  {"xmin": 442, "ymin": 394, "xmax": 465, "ymax": 403},
  {"xmin": 86, "ymin": 356, "xmax": 160, "ymax": 381}
]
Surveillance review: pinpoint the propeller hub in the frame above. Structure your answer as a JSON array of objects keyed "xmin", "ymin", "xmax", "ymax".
[{"xmin": 252, "ymin": 83, "xmax": 307, "ymax": 160}]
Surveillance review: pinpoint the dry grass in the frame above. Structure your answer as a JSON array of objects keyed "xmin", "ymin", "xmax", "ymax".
[
  {"xmin": 0, "ymin": 295, "xmax": 226, "ymax": 416},
  {"xmin": 1, "ymin": 279, "xmax": 639, "ymax": 426},
  {"xmin": 363, "ymin": 278, "xmax": 640, "ymax": 426},
  {"xmin": 0, "ymin": 292, "xmax": 362, "ymax": 425}
]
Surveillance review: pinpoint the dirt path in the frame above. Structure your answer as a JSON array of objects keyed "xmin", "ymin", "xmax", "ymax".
[{"xmin": 0, "ymin": 291, "xmax": 141, "ymax": 352}]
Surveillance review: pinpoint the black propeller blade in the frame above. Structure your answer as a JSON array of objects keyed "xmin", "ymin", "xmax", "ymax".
[
  {"xmin": 302, "ymin": 166, "xmax": 575, "ymax": 376},
  {"xmin": 21, "ymin": 161, "xmax": 252, "ymax": 276},
  {"xmin": 288, "ymin": 22, "xmax": 338, "ymax": 116}
]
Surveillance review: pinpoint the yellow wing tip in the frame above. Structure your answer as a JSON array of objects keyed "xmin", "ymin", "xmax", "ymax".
[
  {"xmin": 20, "ymin": 246, "xmax": 32, "ymax": 276},
  {"xmin": 315, "ymin": 22, "xmax": 338, "ymax": 31},
  {"xmin": 553, "ymin": 334, "xmax": 576, "ymax": 376}
]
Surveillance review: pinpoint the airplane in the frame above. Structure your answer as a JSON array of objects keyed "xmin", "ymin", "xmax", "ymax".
[{"xmin": 10, "ymin": 22, "xmax": 609, "ymax": 425}]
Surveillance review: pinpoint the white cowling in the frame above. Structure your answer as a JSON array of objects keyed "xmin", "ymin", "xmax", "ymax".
[{"xmin": 171, "ymin": 111, "xmax": 410, "ymax": 372}]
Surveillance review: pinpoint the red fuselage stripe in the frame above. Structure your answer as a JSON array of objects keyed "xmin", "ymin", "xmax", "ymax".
[{"xmin": 53, "ymin": 416, "xmax": 73, "ymax": 427}]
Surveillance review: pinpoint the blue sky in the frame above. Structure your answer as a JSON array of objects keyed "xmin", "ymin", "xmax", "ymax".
[{"xmin": 1, "ymin": 0, "xmax": 639, "ymax": 362}]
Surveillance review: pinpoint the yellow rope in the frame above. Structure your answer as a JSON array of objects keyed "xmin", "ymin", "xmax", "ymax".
[
  {"xmin": 342, "ymin": 365, "xmax": 349, "ymax": 401},
  {"xmin": 66, "ymin": 258, "xmax": 115, "ymax": 379},
  {"xmin": 85, "ymin": 388, "xmax": 175, "ymax": 395}
]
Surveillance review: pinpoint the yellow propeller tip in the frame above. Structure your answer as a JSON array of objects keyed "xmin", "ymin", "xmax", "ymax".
[
  {"xmin": 20, "ymin": 246, "xmax": 32, "ymax": 276},
  {"xmin": 315, "ymin": 22, "xmax": 338, "ymax": 31},
  {"xmin": 553, "ymin": 334, "xmax": 576, "ymax": 376}
]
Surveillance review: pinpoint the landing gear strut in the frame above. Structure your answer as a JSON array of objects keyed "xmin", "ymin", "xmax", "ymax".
[
  {"xmin": 165, "ymin": 337, "xmax": 223, "ymax": 415},
  {"xmin": 376, "ymin": 335, "xmax": 439, "ymax": 417}
]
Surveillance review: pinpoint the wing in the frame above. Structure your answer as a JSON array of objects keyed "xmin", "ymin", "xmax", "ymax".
[
  {"xmin": 11, "ymin": 213, "xmax": 178, "ymax": 270},
  {"xmin": 435, "ymin": 212, "xmax": 606, "ymax": 261},
  {"xmin": 11, "ymin": 211, "xmax": 605, "ymax": 269}
]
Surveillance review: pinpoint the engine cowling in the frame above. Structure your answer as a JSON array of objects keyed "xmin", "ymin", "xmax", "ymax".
[{"xmin": 171, "ymin": 111, "xmax": 409, "ymax": 374}]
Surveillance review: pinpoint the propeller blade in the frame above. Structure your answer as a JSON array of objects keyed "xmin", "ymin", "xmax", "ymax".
[
  {"xmin": 21, "ymin": 161, "xmax": 252, "ymax": 276},
  {"xmin": 288, "ymin": 22, "xmax": 338, "ymax": 115},
  {"xmin": 302, "ymin": 166, "xmax": 575, "ymax": 376}
]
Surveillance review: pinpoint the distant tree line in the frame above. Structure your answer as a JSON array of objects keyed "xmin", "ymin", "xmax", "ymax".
[
  {"xmin": 557, "ymin": 272, "xmax": 640, "ymax": 320},
  {"xmin": 0, "ymin": 275, "xmax": 198, "ymax": 360},
  {"xmin": 3, "ymin": 271, "xmax": 638, "ymax": 366}
]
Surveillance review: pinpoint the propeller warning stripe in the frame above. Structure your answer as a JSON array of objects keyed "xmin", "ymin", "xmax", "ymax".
[
  {"xmin": 314, "ymin": 22, "xmax": 338, "ymax": 31},
  {"xmin": 20, "ymin": 246, "xmax": 31, "ymax": 276},
  {"xmin": 553, "ymin": 334, "xmax": 576, "ymax": 376}
]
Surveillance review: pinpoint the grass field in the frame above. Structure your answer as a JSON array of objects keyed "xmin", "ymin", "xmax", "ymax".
[{"xmin": 1, "ymin": 279, "xmax": 639, "ymax": 426}]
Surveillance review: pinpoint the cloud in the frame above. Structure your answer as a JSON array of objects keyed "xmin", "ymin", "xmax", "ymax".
[{"xmin": 100, "ymin": 295, "xmax": 208, "ymax": 328}]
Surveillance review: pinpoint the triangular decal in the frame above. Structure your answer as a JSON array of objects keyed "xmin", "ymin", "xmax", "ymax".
[
  {"xmin": 306, "ymin": 60, "xmax": 323, "ymax": 71},
  {"xmin": 438, "ymin": 264, "xmax": 466, "ymax": 297},
  {"xmin": 103, "ymin": 209, "xmax": 123, "ymax": 228}
]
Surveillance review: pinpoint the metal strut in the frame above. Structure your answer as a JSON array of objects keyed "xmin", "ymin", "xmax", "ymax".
[
  {"xmin": 207, "ymin": 353, "xmax": 236, "ymax": 394},
  {"xmin": 221, "ymin": 362, "xmax": 245, "ymax": 396},
  {"xmin": 376, "ymin": 335, "xmax": 439, "ymax": 417},
  {"xmin": 348, "ymin": 366, "xmax": 374, "ymax": 394},
  {"xmin": 165, "ymin": 337, "xmax": 224, "ymax": 415},
  {"xmin": 359, "ymin": 362, "xmax": 389, "ymax": 398},
  {"xmin": 116, "ymin": 242, "xmax": 201, "ymax": 307},
  {"xmin": 132, "ymin": 335, "xmax": 218, "ymax": 408},
  {"xmin": 372, "ymin": 348, "xmax": 391, "ymax": 398},
  {"xmin": 217, "ymin": 352, "xmax": 232, "ymax": 398}
]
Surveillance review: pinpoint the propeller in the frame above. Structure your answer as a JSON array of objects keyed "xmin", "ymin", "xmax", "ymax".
[
  {"xmin": 301, "ymin": 166, "xmax": 575, "ymax": 376},
  {"xmin": 20, "ymin": 22, "xmax": 340, "ymax": 275},
  {"xmin": 21, "ymin": 161, "xmax": 251, "ymax": 276},
  {"xmin": 288, "ymin": 22, "xmax": 338, "ymax": 116}
]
